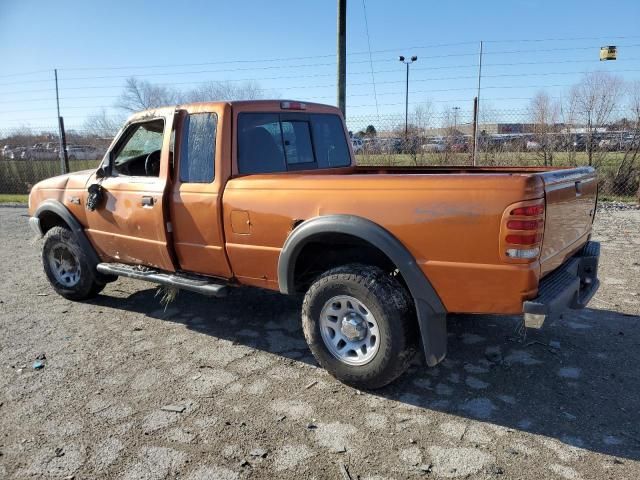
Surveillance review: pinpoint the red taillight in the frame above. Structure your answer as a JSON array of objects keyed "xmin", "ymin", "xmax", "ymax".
[
  {"xmin": 505, "ymin": 233, "xmax": 542, "ymax": 245},
  {"xmin": 502, "ymin": 200, "xmax": 545, "ymax": 260},
  {"xmin": 510, "ymin": 205, "xmax": 544, "ymax": 216},
  {"xmin": 506, "ymin": 219, "xmax": 541, "ymax": 230},
  {"xmin": 280, "ymin": 101, "xmax": 307, "ymax": 110}
]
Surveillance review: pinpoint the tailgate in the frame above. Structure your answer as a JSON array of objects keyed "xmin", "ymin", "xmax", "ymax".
[{"xmin": 539, "ymin": 167, "xmax": 598, "ymax": 276}]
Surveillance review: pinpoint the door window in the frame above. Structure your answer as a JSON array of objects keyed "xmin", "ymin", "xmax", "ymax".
[
  {"xmin": 180, "ymin": 112, "xmax": 217, "ymax": 183},
  {"xmin": 112, "ymin": 119, "xmax": 165, "ymax": 177}
]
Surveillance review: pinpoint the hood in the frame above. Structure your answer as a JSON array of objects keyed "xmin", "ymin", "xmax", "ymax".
[{"xmin": 28, "ymin": 169, "xmax": 95, "ymax": 214}]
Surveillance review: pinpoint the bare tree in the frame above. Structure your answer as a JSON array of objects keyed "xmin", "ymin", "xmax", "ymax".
[
  {"xmin": 413, "ymin": 101, "xmax": 434, "ymax": 134},
  {"xmin": 569, "ymin": 71, "xmax": 624, "ymax": 166},
  {"xmin": 529, "ymin": 91, "xmax": 560, "ymax": 166},
  {"xmin": 116, "ymin": 78, "xmax": 267, "ymax": 113},
  {"xmin": 83, "ymin": 109, "xmax": 124, "ymax": 138},
  {"xmin": 182, "ymin": 81, "xmax": 266, "ymax": 102},
  {"xmin": 116, "ymin": 77, "xmax": 179, "ymax": 112}
]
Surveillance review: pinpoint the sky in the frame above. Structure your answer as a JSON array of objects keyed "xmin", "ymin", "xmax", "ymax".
[{"xmin": 0, "ymin": 0, "xmax": 639, "ymax": 133}]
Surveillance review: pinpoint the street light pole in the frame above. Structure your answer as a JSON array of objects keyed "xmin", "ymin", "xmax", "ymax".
[
  {"xmin": 337, "ymin": 0, "xmax": 347, "ymax": 118},
  {"xmin": 472, "ymin": 40, "xmax": 483, "ymax": 166},
  {"xmin": 399, "ymin": 55, "xmax": 417, "ymax": 136},
  {"xmin": 453, "ymin": 106, "xmax": 460, "ymax": 132}
]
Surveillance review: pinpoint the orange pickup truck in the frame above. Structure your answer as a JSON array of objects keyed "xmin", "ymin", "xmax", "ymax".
[{"xmin": 28, "ymin": 100, "xmax": 600, "ymax": 388}]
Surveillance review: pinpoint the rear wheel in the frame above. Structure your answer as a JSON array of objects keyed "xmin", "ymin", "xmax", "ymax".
[
  {"xmin": 302, "ymin": 264, "xmax": 418, "ymax": 389},
  {"xmin": 42, "ymin": 226, "xmax": 105, "ymax": 300}
]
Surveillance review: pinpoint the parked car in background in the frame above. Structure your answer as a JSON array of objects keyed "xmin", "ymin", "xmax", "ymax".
[
  {"xmin": 449, "ymin": 137, "xmax": 469, "ymax": 153},
  {"xmin": 622, "ymin": 134, "xmax": 639, "ymax": 150},
  {"xmin": 22, "ymin": 144, "xmax": 58, "ymax": 160},
  {"xmin": 526, "ymin": 140, "xmax": 542, "ymax": 151},
  {"xmin": 422, "ymin": 138, "xmax": 446, "ymax": 152},
  {"xmin": 12, "ymin": 147, "xmax": 29, "ymax": 160},
  {"xmin": 2, "ymin": 145, "xmax": 16, "ymax": 159},
  {"xmin": 378, "ymin": 137, "xmax": 402, "ymax": 154},
  {"xmin": 450, "ymin": 143, "xmax": 467, "ymax": 153},
  {"xmin": 66, "ymin": 145, "xmax": 100, "ymax": 160},
  {"xmin": 351, "ymin": 137, "xmax": 363, "ymax": 153},
  {"xmin": 572, "ymin": 134, "xmax": 602, "ymax": 152}
]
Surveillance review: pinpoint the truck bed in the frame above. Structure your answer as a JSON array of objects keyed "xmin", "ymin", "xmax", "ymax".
[{"xmin": 355, "ymin": 165, "xmax": 598, "ymax": 278}]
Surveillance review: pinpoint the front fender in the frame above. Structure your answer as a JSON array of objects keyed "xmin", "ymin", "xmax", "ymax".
[{"xmin": 33, "ymin": 199, "xmax": 101, "ymax": 268}]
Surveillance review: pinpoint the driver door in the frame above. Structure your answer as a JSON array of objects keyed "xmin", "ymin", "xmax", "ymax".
[{"xmin": 83, "ymin": 112, "xmax": 175, "ymax": 271}]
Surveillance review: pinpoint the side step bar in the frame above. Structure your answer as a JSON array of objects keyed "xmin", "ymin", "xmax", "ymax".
[{"xmin": 96, "ymin": 263, "xmax": 228, "ymax": 297}]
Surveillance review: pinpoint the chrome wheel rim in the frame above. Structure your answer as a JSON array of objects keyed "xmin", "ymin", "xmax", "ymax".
[
  {"xmin": 319, "ymin": 295, "xmax": 380, "ymax": 366},
  {"xmin": 47, "ymin": 242, "xmax": 81, "ymax": 287}
]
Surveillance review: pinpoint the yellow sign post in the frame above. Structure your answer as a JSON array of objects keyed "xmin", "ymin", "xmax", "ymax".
[{"xmin": 600, "ymin": 46, "xmax": 617, "ymax": 61}]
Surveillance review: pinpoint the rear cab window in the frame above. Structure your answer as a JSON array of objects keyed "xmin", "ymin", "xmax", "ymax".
[{"xmin": 237, "ymin": 112, "xmax": 351, "ymax": 174}]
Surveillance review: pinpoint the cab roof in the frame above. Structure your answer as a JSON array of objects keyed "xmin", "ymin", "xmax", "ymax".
[{"xmin": 128, "ymin": 100, "xmax": 342, "ymax": 123}]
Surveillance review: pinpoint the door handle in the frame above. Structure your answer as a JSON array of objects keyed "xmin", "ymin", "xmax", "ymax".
[{"xmin": 141, "ymin": 196, "xmax": 154, "ymax": 206}]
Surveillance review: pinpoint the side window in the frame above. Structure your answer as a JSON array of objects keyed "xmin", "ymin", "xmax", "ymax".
[
  {"xmin": 281, "ymin": 121, "xmax": 315, "ymax": 166},
  {"xmin": 180, "ymin": 112, "xmax": 217, "ymax": 183},
  {"xmin": 238, "ymin": 113, "xmax": 286, "ymax": 174},
  {"xmin": 311, "ymin": 114, "xmax": 351, "ymax": 168},
  {"xmin": 112, "ymin": 119, "xmax": 164, "ymax": 177}
]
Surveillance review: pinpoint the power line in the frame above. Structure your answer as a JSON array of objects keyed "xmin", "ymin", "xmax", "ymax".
[
  {"xmin": 4, "ymin": 71, "xmax": 640, "ymax": 113},
  {"xmin": 0, "ymin": 69, "xmax": 53, "ymax": 79},
  {"xmin": 3, "ymin": 61, "xmax": 639, "ymax": 98},
  {"xmin": 3, "ymin": 41, "xmax": 639, "ymax": 87},
  {"xmin": 43, "ymin": 41, "xmax": 481, "ymax": 72},
  {"xmin": 0, "ymin": 60, "xmax": 371, "ymax": 87},
  {"xmin": 5, "ymin": 34, "xmax": 639, "ymax": 78},
  {"xmin": 484, "ymin": 34, "xmax": 640, "ymax": 44},
  {"xmin": 0, "ymin": 80, "xmax": 611, "ymax": 114}
]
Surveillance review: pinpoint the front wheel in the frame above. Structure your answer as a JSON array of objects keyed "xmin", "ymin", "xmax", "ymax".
[
  {"xmin": 302, "ymin": 264, "xmax": 418, "ymax": 389},
  {"xmin": 42, "ymin": 226, "xmax": 105, "ymax": 301}
]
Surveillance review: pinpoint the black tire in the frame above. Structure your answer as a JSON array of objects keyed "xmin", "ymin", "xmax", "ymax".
[
  {"xmin": 302, "ymin": 263, "xmax": 418, "ymax": 389},
  {"xmin": 42, "ymin": 226, "xmax": 104, "ymax": 301}
]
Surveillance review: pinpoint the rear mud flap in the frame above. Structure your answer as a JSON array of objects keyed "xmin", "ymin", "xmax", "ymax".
[{"xmin": 416, "ymin": 299, "xmax": 447, "ymax": 367}]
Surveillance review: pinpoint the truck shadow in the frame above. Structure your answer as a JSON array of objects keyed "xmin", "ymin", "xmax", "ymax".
[{"xmin": 89, "ymin": 285, "xmax": 640, "ymax": 462}]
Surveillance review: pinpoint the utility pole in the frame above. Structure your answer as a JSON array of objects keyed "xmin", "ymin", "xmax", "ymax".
[
  {"xmin": 54, "ymin": 69, "xmax": 69, "ymax": 174},
  {"xmin": 453, "ymin": 106, "xmax": 460, "ymax": 132},
  {"xmin": 399, "ymin": 55, "xmax": 418, "ymax": 136},
  {"xmin": 472, "ymin": 41, "xmax": 483, "ymax": 166},
  {"xmin": 471, "ymin": 96, "xmax": 478, "ymax": 164},
  {"xmin": 337, "ymin": 0, "xmax": 346, "ymax": 118}
]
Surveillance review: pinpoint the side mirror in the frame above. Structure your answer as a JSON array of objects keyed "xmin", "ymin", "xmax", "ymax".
[{"xmin": 96, "ymin": 151, "xmax": 113, "ymax": 179}]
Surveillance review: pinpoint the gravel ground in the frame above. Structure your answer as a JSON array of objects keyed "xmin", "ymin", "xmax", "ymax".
[{"xmin": 0, "ymin": 205, "xmax": 639, "ymax": 479}]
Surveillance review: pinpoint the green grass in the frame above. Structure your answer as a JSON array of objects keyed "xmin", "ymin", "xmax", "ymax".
[
  {"xmin": 0, "ymin": 194, "xmax": 28, "ymax": 203},
  {"xmin": 0, "ymin": 159, "xmax": 98, "ymax": 194}
]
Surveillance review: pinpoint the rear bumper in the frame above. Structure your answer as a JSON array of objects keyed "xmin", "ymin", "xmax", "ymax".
[{"xmin": 523, "ymin": 241, "xmax": 600, "ymax": 328}]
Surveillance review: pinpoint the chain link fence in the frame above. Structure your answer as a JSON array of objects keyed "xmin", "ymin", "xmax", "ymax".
[
  {"xmin": 1, "ymin": 110, "xmax": 639, "ymax": 202},
  {"xmin": 348, "ymin": 110, "xmax": 640, "ymax": 203},
  {"xmin": 0, "ymin": 127, "xmax": 111, "ymax": 195}
]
